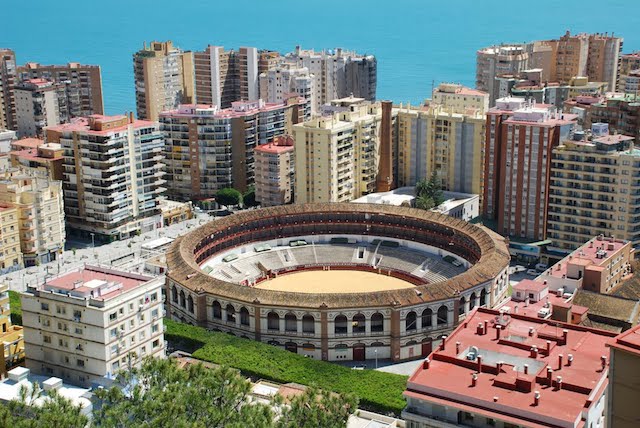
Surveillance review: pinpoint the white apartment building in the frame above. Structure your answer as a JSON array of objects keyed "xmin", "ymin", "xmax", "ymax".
[
  {"xmin": 0, "ymin": 171, "xmax": 65, "ymax": 266},
  {"xmin": 46, "ymin": 114, "xmax": 165, "ymax": 242},
  {"xmin": 21, "ymin": 265, "xmax": 165, "ymax": 387},
  {"xmin": 259, "ymin": 63, "xmax": 315, "ymax": 118},
  {"xmin": 14, "ymin": 79, "xmax": 60, "ymax": 138},
  {"xmin": 0, "ymin": 129, "xmax": 16, "ymax": 153}
]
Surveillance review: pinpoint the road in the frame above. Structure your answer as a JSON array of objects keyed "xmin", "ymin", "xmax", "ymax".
[{"xmin": 1, "ymin": 211, "xmax": 213, "ymax": 292}]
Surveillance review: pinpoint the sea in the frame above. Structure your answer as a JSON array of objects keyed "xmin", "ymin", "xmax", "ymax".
[{"xmin": 4, "ymin": 0, "xmax": 640, "ymax": 115}]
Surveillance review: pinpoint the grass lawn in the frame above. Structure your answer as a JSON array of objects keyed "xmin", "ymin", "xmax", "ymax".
[{"xmin": 164, "ymin": 319, "xmax": 408, "ymax": 415}]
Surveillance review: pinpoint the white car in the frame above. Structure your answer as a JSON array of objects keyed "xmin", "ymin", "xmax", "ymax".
[{"xmin": 526, "ymin": 269, "xmax": 538, "ymax": 276}]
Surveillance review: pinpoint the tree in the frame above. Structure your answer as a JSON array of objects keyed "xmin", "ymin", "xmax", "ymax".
[
  {"xmin": 243, "ymin": 186, "xmax": 258, "ymax": 208},
  {"xmin": 93, "ymin": 357, "xmax": 274, "ymax": 428},
  {"xmin": 0, "ymin": 382, "xmax": 88, "ymax": 428},
  {"xmin": 414, "ymin": 171, "xmax": 445, "ymax": 210},
  {"xmin": 216, "ymin": 188, "xmax": 243, "ymax": 208},
  {"xmin": 276, "ymin": 386, "xmax": 358, "ymax": 428}
]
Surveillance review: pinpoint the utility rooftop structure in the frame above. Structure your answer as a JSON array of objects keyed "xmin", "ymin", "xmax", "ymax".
[{"xmin": 403, "ymin": 307, "xmax": 615, "ymax": 428}]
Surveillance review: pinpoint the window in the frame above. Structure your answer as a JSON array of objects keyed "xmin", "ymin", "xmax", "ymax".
[
  {"xmin": 56, "ymin": 305, "xmax": 66, "ymax": 315},
  {"xmin": 421, "ymin": 308, "xmax": 433, "ymax": 328},
  {"xmin": 212, "ymin": 301, "xmax": 222, "ymax": 319},
  {"xmin": 41, "ymin": 303, "xmax": 49, "ymax": 311},
  {"xmin": 371, "ymin": 313, "xmax": 384, "ymax": 332},
  {"xmin": 75, "ymin": 327, "xmax": 83, "ymax": 335},
  {"xmin": 112, "ymin": 361, "xmax": 120, "ymax": 372},
  {"xmin": 240, "ymin": 307, "xmax": 250, "ymax": 326},
  {"xmin": 152, "ymin": 323, "xmax": 159, "ymax": 333},
  {"xmin": 43, "ymin": 335, "xmax": 51, "ymax": 344},
  {"xmin": 285, "ymin": 313, "xmax": 297, "ymax": 332},
  {"xmin": 437, "ymin": 306, "xmax": 448, "ymax": 325},
  {"xmin": 226, "ymin": 304, "xmax": 236, "ymax": 323},
  {"xmin": 405, "ymin": 311, "xmax": 417, "ymax": 331},
  {"xmin": 334, "ymin": 315, "xmax": 347, "ymax": 335},
  {"xmin": 110, "ymin": 328, "xmax": 118, "ymax": 338},
  {"xmin": 267, "ymin": 312, "xmax": 280, "ymax": 331},
  {"xmin": 77, "ymin": 359, "xmax": 85, "ymax": 367},
  {"xmin": 109, "ymin": 312, "xmax": 117, "ymax": 322},
  {"xmin": 302, "ymin": 315, "xmax": 315, "ymax": 334},
  {"xmin": 352, "ymin": 314, "xmax": 366, "ymax": 333},
  {"xmin": 73, "ymin": 310, "xmax": 82, "ymax": 320},
  {"xmin": 152, "ymin": 309, "xmax": 159, "ymax": 319},
  {"xmin": 152, "ymin": 339, "xmax": 160, "ymax": 348}
]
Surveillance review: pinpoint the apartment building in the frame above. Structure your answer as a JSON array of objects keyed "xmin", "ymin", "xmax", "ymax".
[
  {"xmin": 14, "ymin": 79, "xmax": 60, "ymax": 138},
  {"xmin": 483, "ymin": 97, "xmax": 576, "ymax": 240},
  {"xmin": 431, "ymin": 83, "xmax": 490, "ymax": 114},
  {"xmin": 284, "ymin": 46, "xmax": 377, "ymax": 114},
  {"xmin": 403, "ymin": 308, "xmax": 614, "ymax": 428},
  {"xmin": 0, "ymin": 282, "xmax": 24, "ymax": 376},
  {"xmin": 509, "ymin": 71, "xmax": 608, "ymax": 109},
  {"xmin": 160, "ymin": 97, "xmax": 307, "ymax": 200},
  {"xmin": 194, "ymin": 45, "xmax": 280, "ymax": 108},
  {"xmin": 259, "ymin": 63, "xmax": 315, "ymax": 118},
  {"xmin": 133, "ymin": 41, "xmax": 194, "ymax": 121},
  {"xmin": 618, "ymin": 51, "xmax": 640, "ymax": 92},
  {"xmin": 46, "ymin": 114, "xmax": 165, "ymax": 242},
  {"xmin": 0, "ymin": 49, "xmax": 17, "ymax": 130},
  {"xmin": 17, "ymin": 62, "xmax": 104, "ymax": 120},
  {"xmin": 395, "ymin": 101, "xmax": 485, "ymax": 198},
  {"xmin": 589, "ymin": 94, "xmax": 640, "ymax": 140},
  {"xmin": 548, "ymin": 123, "xmax": 640, "ymax": 250},
  {"xmin": 607, "ymin": 323, "xmax": 640, "ymax": 428},
  {"xmin": 623, "ymin": 69, "xmax": 640, "ymax": 94},
  {"xmin": 21, "ymin": 265, "xmax": 165, "ymax": 387},
  {"xmin": 9, "ymin": 138, "xmax": 63, "ymax": 180},
  {"xmin": 294, "ymin": 98, "xmax": 393, "ymax": 203},
  {"xmin": 0, "ymin": 171, "xmax": 64, "ymax": 266},
  {"xmin": 254, "ymin": 135, "xmax": 294, "ymax": 207},
  {"xmin": 478, "ymin": 32, "xmax": 623, "ymax": 105},
  {"xmin": 0, "ymin": 203, "xmax": 22, "ymax": 270},
  {"xmin": 0, "ymin": 129, "xmax": 16, "ymax": 153}
]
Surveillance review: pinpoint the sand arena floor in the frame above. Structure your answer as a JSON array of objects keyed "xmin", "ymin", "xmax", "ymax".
[{"xmin": 254, "ymin": 270, "xmax": 415, "ymax": 294}]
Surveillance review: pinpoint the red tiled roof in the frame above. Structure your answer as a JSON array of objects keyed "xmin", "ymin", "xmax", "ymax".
[{"xmin": 607, "ymin": 323, "xmax": 640, "ymax": 356}]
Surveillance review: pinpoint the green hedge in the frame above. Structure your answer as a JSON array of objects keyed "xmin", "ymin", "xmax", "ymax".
[
  {"xmin": 164, "ymin": 319, "xmax": 408, "ymax": 415},
  {"xmin": 8, "ymin": 290, "xmax": 22, "ymax": 326}
]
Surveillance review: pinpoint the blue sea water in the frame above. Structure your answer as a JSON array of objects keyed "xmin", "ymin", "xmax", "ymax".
[{"xmin": 4, "ymin": 0, "xmax": 639, "ymax": 115}]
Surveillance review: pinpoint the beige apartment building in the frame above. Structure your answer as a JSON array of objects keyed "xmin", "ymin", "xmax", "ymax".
[
  {"xmin": 254, "ymin": 135, "xmax": 294, "ymax": 207},
  {"xmin": 9, "ymin": 138, "xmax": 64, "ymax": 180},
  {"xmin": 607, "ymin": 323, "xmax": 640, "ymax": 428},
  {"xmin": 0, "ymin": 49, "xmax": 17, "ymax": 130},
  {"xmin": 14, "ymin": 79, "xmax": 60, "ymax": 138},
  {"xmin": 17, "ymin": 62, "xmax": 104, "ymax": 121},
  {"xmin": 0, "ymin": 171, "xmax": 64, "ymax": 266},
  {"xmin": 46, "ymin": 114, "xmax": 165, "ymax": 242},
  {"xmin": 476, "ymin": 45, "xmax": 530, "ymax": 104},
  {"xmin": 160, "ymin": 97, "xmax": 307, "ymax": 200},
  {"xmin": 618, "ymin": 51, "xmax": 640, "ymax": 92},
  {"xmin": 431, "ymin": 82, "xmax": 490, "ymax": 114},
  {"xmin": 395, "ymin": 105, "xmax": 486, "ymax": 198},
  {"xmin": 294, "ymin": 98, "xmax": 393, "ymax": 203},
  {"xmin": 0, "ymin": 203, "xmax": 22, "ymax": 271},
  {"xmin": 133, "ymin": 41, "xmax": 194, "ymax": 121},
  {"xmin": 21, "ymin": 265, "xmax": 165, "ymax": 387},
  {"xmin": 548, "ymin": 124, "xmax": 640, "ymax": 250}
]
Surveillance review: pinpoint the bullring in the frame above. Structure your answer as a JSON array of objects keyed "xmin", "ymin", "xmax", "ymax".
[{"xmin": 166, "ymin": 203, "xmax": 510, "ymax": 362}]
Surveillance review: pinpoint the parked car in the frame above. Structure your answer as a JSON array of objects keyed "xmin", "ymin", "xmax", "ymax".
[
  {"xmin": 351, "ymin": 365, "xmax": 367, "ymax": 370},
  {"xmin": 526, "ymin": 269, "xmax": 538, "ymax": 276},
  {"xmin": 510, "ymin": 265, "xmax": 526, "ymax": 274},
  {"xmin": 535, "ymin": 263, "xmax": 548, "ymax": 272}
]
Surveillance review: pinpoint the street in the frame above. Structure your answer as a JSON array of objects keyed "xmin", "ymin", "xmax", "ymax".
[{"xmin": 1, "ymin": 212, "xmax": 213, "ymax": 292}]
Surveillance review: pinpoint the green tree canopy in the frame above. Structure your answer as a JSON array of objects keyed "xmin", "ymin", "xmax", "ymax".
[
  {"xmin": 243, "ymin": 185, "xmax": 258, "ymax": 207},
  {"xmin": 215, "ymin": 188, "xmax": 243, "ymax": 207},
  {"xmin": 415, "ymin": 171, "xmax": 445, "ymax": 210}
]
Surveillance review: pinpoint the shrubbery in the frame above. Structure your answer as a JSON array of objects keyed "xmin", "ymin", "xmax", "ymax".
[{"xmin": 164, "ymin": 319, "xmax": 408, "ymax": 415}]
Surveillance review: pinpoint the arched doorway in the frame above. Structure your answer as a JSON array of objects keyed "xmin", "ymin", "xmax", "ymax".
[
  {"xmin": 285, "ymin": 342, "xmax": 298, "ymax": 354},
  {"xmin": 353, "ymin": 343, "xmax": 365, "ymax": 361}
]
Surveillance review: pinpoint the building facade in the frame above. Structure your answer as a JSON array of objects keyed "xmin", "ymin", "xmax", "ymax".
[
  {"xmin": 607, "ymin": 323, "xmax": 640, "ymax": 428},
  {"xmin": 284, "ymin": 47, "xmax": 376, "ymax": 114},
  {"xmin": 254, "ymin": 135, "xmax": 294, "ymax": 207},
  {"xmin": 294, "ymin": 98, "xmax": 393, "ymax": 203},
  {"xmin": 0, "ymin": 203, "xmax": 22, "ymax": 271},
  {"xmin": 17, "ymin": 62, "xmax": 104, "ymax": 120},
  {"xmin": 0, "ymin": 49, "xmax": 17, "ymax": 131},
  {"xmin": 21, "ymin": 265, "xmax": 165, "ymax": 387},
  {"xmin": 483, "ymin": 97, "xmax": 576, "ymax": 240},
  {"xmin": 618, "ymin": 51, "xmax": 640, "ymax": 92},
  {"xmin": 133, "ymin": 41, "xmax": 195, "ymax": 121},
  {"xmin": 395, "ymin": 104, "xmax": 485, "ymax": 199},
  {"xmin": 0, "ymin": 171, "xmax": 65, "ymax": 266},
  {"xmin": 0, "ymin": 283, "xmax": 24, "ymax": 375},
  {"xmin": 548, "ymin": 124, "xmax": 640, "ymax": 250},
  {"xmin": 259, "ymin": 63, "xmax": 315, "ymax": 118},
  {"xmin": 589, "ymin": 94, "xmax": 640, "ymax": 141},
  {"xmin": 9, "ymin": 138, "xmax": 64, "ymax": 180},
  {"xmin": 46, "ymin": 114, "xmax": 165, "ymax": 242},
  {"xmin": 160, "ymin": 97, "xmax": 307, "ymax": 200},
  {"xmin": 14, "ymin": 79, "xmax": 60, "ymax": 138}
]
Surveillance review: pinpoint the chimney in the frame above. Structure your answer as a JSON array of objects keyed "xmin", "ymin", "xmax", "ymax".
[
  {"xmin": 534, "ymin": 391, "xmax": 540, "ymax": 406},
  {"xmin": 528, "ymin": 327, "xmax": 535, "ymax": 337},
  {"xmin": 129, "ymin": 112, "xmax": 134, "ymax": 124},
  {"xmin": 484, "ymin": 320, "xmax": 488, "ymax": 334},
  {"xmin": 441, "ymin": 335, "xmax": 447, "ymax": 350},
  {"xmin": 601, "ymin": 356, "xmax": 607, "ymax": 371},
  {"xmin": 546, "ymin": 340, "xmax": 551, "ymax": 354},
  {"xmin": 557, "ymin": 376, "xmax": 563, "ymax": 390},
  {"xmin": 562, "ymin": 329, "xmax": 568, "ymax": 343},
  {"xmin": 477, "ymin": 355, "xmax": 483, "ymax": 373},
  {"xmin": 531, "ymin": 345, "xmax": 538, "ymax": 358},
  {"xmin": 471, "ymin": 372, "xmax": 478, "ymax": 387},
  {"xmin": 496, "ymin": 325, "xmax": 502, "ymax": 340},
  {"xmin": 567, "ymin": 354, "xmax": 574, "ymax": 366},
  {"xmin": 558, "ymin": 354, "xmax": 563, "ymax": 370},
  {"xmin": 523, "ymin": 364, "xmax": 529, "ymax": 375},
  {"xmin": 423, "ymin": 358, "xmax": 430, "ymax": 369},
  {"xmin": 477, "ymin": 323, "xmax": 484, "ymax": 335},
  {"xmin": 547, "ymin": 367, "xmax": 553, "ymax": 386},
  {"xmin": 456, "ymin": 342, "xmax": 461, "ymax": 354}
]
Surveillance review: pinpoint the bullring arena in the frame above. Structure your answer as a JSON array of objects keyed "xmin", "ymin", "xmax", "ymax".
[{"xmin": 166, "ymin": 203, "xmax": 510, "ymax": 362}]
